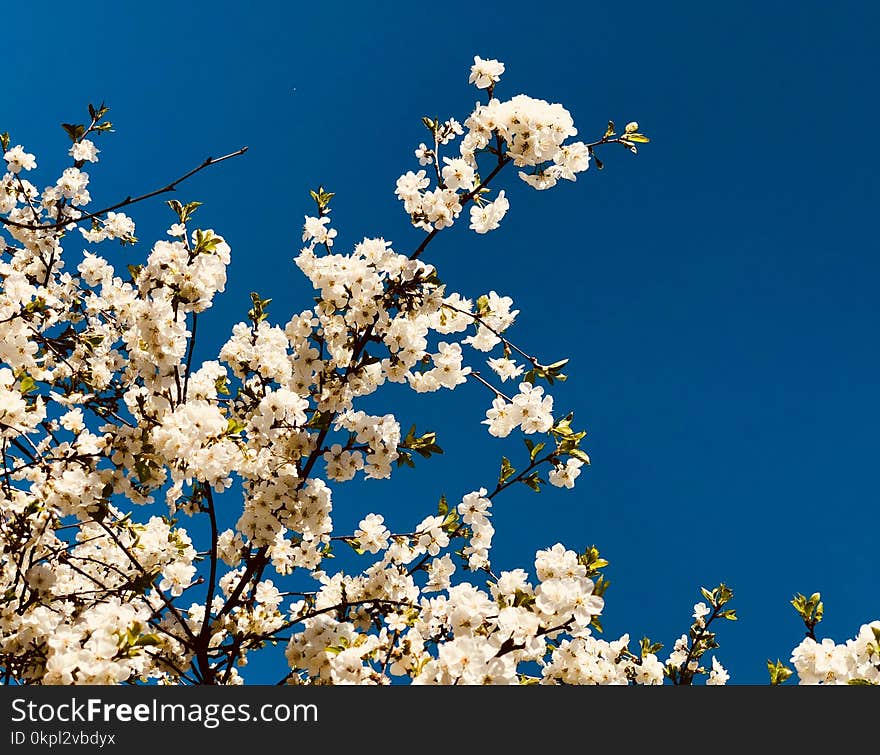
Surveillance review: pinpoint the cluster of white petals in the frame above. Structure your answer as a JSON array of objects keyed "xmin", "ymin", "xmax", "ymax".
[
  {"xmin": 790, "ymin": 622, "xmax": 880, "ymax": 684},
  {"xmin": 394, "ymin": 58, "xmax": 590, "ymax": 239}
]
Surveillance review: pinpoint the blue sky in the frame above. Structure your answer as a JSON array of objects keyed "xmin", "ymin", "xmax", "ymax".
[{"xmin": 6, "ymin": 1, "xmax": 878, "ymax": 683}]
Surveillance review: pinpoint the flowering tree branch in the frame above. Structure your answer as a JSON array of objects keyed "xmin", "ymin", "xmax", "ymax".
[{"xmin": 1, "ymin": 56, "xmax": 875, "ymax": 687}]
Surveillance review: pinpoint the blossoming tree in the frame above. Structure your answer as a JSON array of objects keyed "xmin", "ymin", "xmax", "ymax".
[{"xmin": 0, "ymin": 57, "xmax": 876, "ymax": 685}]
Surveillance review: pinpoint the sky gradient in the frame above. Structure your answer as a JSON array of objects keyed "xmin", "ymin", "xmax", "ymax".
[{"xmin": 5, "ymin": 1, "xmax": 878, "ymax": 683}]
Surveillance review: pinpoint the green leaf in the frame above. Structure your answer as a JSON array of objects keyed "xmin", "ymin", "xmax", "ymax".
[
  {"xmin": 134, "ymin": 634, "xmax": 162, "ymax": 647},
  {"xmin": 0, "ymin": 132, "xmax": 9, "ymax": 152},
  {"xmin": 214, "ymin": 376, "xmax": 229, "ymax": 395},
  {"xmin": 524, "ymin": 358, "xmax": 569, "ymax": 386},
  {"xmin": 401, "ymin": 424, "xmax": 444, "ymax": 460},
  {"xmin": 528, "ymin": 441, "xmax": 545, "ymax": 462},
  {"xmin": 61, "ymin": 122, "xmax": 86, "ymax": 142},
  {"xmin": 715, "ymin": 583, "xmax": 734, "ymax": 606},
  {"xmin": 248, "ymin": 291, "xmax": 272, "ymax": 324},
  {"xmin": 578, "ymin": 545, "xmax": 609, "ymax": 575},
  {"xmin": 522, "ymin": 472, "xmax": 542, "ymax": 492},
  {"xmin": 87, "ymin": 102, "xmax": 110, "ymax": 123},
  {"xmin": 567, "ymin": 448, "xmax": 591, "ymax": 464},
  {"xmin": 134, "ymin": 459, "xmax": 153, "ymax": 484},
  {"xmin": 767, "ymin": 659, "xmax": 793, "ymax": 685},
  {"xmin": 226, "ymin": 417, "xmax": 247, "ymax": 435},
  {"xmin": 167, "ymin": 199, "xmax": 203, "ymax": 224},
  {"xmin": 310, "ymin": 185, "xmax": 335, "ymax": 211},
  {"xmin": 194, "ymin": 228, "xmax": 223, "ymax": 255},
  {"xmin": 640, "ymin": 636, "xmax": 664, "ymax": 658},
  {"xmin": 475, "ymin": 295, "xmax": 491, "ymax": 317},
  {"xmin": 183, "ymin": 201, "xmax": 203, "ymax": 220},
  {"xmin": 628, "ymin": 134, "xmax": 650, "ymax": 143},
  {"xmin": 438, "ymin": 494, "xmax": 449, "ymax": 516},
  {"xmin": 605, "ymin": 121, "xmax": 616, "ymax": 138},
  {"xmin": 791, "ymin": 591, "xmax": 822, "ymax": 626},
  {"xmin": 345, "ymin": 537, "xmax": 365, "ymax": 555},
  {"xmin": 551, "ymin": 413, "xmax": 575, "ymax": 437},
  {"xmin": 442, "ymin": 507, "xmax": 460, "ymax": 534},
  {"xmin": 499, "ymin": 456, "xmax": 516, "ymax": 485},
  {"xmin": 305, "ymin": 410, "xmax": 333, "ymax": 431},
  {"xmin": 18, "ymin": 375, "xmax": 37, "ymax": 395}
]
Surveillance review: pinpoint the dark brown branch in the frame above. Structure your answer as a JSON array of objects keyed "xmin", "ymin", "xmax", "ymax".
[
  {"xmin": 0, "ymin": 147, "xmax": 249, "ymax": 232},
  {"xmin": 196, "ymin": 484, "xmax": 220, "ymax": 682}
]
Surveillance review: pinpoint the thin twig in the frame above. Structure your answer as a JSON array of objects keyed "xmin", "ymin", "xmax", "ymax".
[
  {"xmin": 468, "ymin": 371, "xmax": 514, "ymax": 402},
  {"xmin": 1, "ymin": 147, "xmax": 249, "ymax": 232}
]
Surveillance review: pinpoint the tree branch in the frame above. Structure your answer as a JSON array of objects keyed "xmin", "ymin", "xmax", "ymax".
[
  {"xmin": 0, "ymin": 147, "xmax": 249, "ymax": 232},
  {"xmin": 196, "ymin": 484, "xmax": 220, "ymax": 682}
]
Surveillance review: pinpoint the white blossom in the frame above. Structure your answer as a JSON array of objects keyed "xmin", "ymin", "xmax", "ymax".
[{"xmin": 469, "ymin": 56, "xmax": 505, "ymax": 89}]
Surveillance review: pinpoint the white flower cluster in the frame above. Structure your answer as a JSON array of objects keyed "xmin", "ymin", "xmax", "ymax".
[
  {"xmin": 484, "ymin": 382, "xmax": 554, "ymax": 437},
  {"xmin": 790, "ymin": 622, "xmax": 880, "ymax": 684},
  {"xmin": 542, "ymin": 635, "xmax": 664, "ymax": 685},
  {"xmin": 549, "ymin": 458, "xmax": 585, "ymax": 489},
  {"xmin": 463, "ymin": 93, "xmax": 590, "ymax": 190},
  {"xmin": 284, "ymin": 543, "xmax": 619, "ymax": 685},
  {"xmin": 41, "ymin": 599, "xmax": 154, "ymax": 685},
  {"xmin": 3, "ymin": 145, "xmax": 37, "ymax": 174},
  {"xmin": 468, "ymin": 56, "xmax": 505, "ymax": 89},
  {"xmin": 136, "ymin": 230, "xmax": 231, "ymax": 312},
  {"xmin": 0, "ymin": 367, "xmax": 45, "ymax": 437},
  {"xmin": 458, "ymin": 488, "xmax": 493, "ymax": 570},
  {"xmin": 80, "ymin": 211, "xmax": 135, "ymax": 244},
  {"xmin": 394, "ymin": 56, "xmax": 589, "ymax": 238}
]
